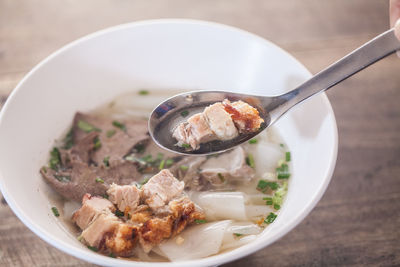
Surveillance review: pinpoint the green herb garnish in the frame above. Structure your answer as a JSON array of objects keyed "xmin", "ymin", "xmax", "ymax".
[
  {"xmin": 133, "ymin": 143, "xmax": 145, "ymax": 153},
  {"xmin": 280, "ymin": 143, "xmax": 284, "ymax": 148},
  {"xmin": 138, "ymin": 90, "xmax": 149, "ymax": 95},
  {"xmin": 263, "ymin": 197, "xmax": 273, "ymax": 205},
  {"xmin": 63, "ymin": 128, "xmax": 74, "ymax": 149},
  {"xmin": 115, "ymin": 210, "xmax": 124, "ymax": 217},
  {"xmin": 272, "ymin": 181, "xmax": 288, "ymax": 206},
  {"xmin": 233, "ymin": 233, "xmax": 243, "ymax": 237},
  {"xmin": 103, "ymin": 156, "xmax": 110, "ymax": 167},
  {"xmin": 106, "ymin": 129, "xmax": 116, "ymax": 138},
  {"xmin": 95, "ymin": 177, "xmax": 104, "ymax": 183},
  {"xmin": 87, "ymin": 245, "xmax": 98, "ymax": 252},
  {"xmin": 264, "ymin": 212, "xmax": 277, "ymax": 224},
  {"xmin": 41, "ymin": 166, "xmax": 47, "ymax": 173},
  {"xmin": 159, "ymin": 159, "xmax": 165, "ymax": 170},
  {"xmin": 276, "ymin": 163, "xmax": 290, "ymax": 179},
  {"xmin": 248, "ymin": 139, "xmax": 258, "ymax": 144},
  {"xmin": 274, "ymin": 204, "xmax": 281, "ymax": 210},
  {"xmin": 218, "ymin": 173, "xmax": 225, "ymax": 182},
  {"xmin": 257, "ymin": 180, "xmax": 279, "ymax": 192},
  {"xmin": 49, "ymin": 147, "xmax": 61, "ymax": 170},
  {"xmin": 54, "ymin": 175, "xmax": 71, "ymax": 183},
  {"xmin": 180, "ymin": 165, "xmax": 189, "ymax": 171},
  {"xmin": 180, "ymin": 110, "xmax": 189, "ymax": 117},
  {"xmin": 112, "ymin": 120, "xmax": 126, "ymax": 131},
  {"xmin": 285, "ymin": 151, "xmax": 291, "ymax": 162},
  {"xmin": 246, "ymin": 153, "xmax": 255, "ymax": 168},
  {"xmin": 51, "ymin": 207, "xmax": 60, "ymax": 217},
  {"xmin": 137, "ymin": 177, "xmax": 150, "ymax": 189},
  {"xmin": 194, "ymin": 219, "xmax": 207, "ymax": 224},
  {"xmin": 108, "ymin": 252, "xmax": 116, "ymax": 258},
  {"xmin": 181, "ymin": 143, "xmax": 191, "ymax": 149},
  {"xmin": 93, "ymin": 137, "xmax": 101, "ymax": 150},
  {"xmin": 77, "ymin": 120, "xmax": 100, "ymax": 133},
  {"xmin": 165, "ymin": 159, "xmax": 174, "ymax": 167},
  {"xmin": 103, "ymin": 194, "xmax": 109, "ymax": 199}
]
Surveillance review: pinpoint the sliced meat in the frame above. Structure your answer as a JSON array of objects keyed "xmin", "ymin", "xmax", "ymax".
[
  {"xmin": 141, "ymin": 169, "xmax": 184, "ymax": 210},
  {"xmin": 222, "ymin": 99, "xmax": 264, "ymax": 133},
  {"xmin": 203, "ymin": 102, "xmax": 238, "ymax": 140},
  {"xmin": 200, "ymin": 146, "xmax": 255, "ymax": 186},
  {"xmin": 72, "ymin": 112, "xmax": 149, "ymax": 166},
  {"xmin": 172, "ymin": 113, "xmax": 216, "ymax": 149},
  {"xmin": 107, "ymin": 183, "xmax": 141, "ymax": 212},
  {"xmin": 41, "ymin": 160, "xmax": 141, "ymax": 201},
  {"xmin": 72, "ymin": 193, "xmax": 115, "ymax": 229}
]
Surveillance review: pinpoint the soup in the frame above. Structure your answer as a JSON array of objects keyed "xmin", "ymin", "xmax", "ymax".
[{"xmin": 40, "ymin": 90, "xmax": 292, "ymax": 262}]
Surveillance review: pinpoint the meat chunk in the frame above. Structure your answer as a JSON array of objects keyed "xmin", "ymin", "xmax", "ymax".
[
  {"xmin": 222, "ymin": 99, "xmax": 264, "ymax": 133},
  {"xmin": 72, "ymin": 194, "xmax": 115, "ymax": 229},
  {"xmin": 172, "ymin": 113, "xmax": 216, "ymax": 149},
  {"xmin": 80, "ymin": 213, "xmax": 121, "ymax": 248},
  {"xmin": 141, "ymin": 169, "xmax": 184, "ymax": 210},
  {"xmin": 200, "ymin": 146, "xmax": 255, "ymax": 186},
  {"xmin": 105, "ymin": 223, "xmax": 139, "ymax": 257},
  {"xmin": 107, "ymin": 183, "xmax": 141, "ymax": 212},
  {"xmin": 203, "ymin": 102, "xmax": 238, "ymax": 140}
]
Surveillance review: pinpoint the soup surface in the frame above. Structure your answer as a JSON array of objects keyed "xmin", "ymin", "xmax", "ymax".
[{"xmin": 41, "ymin": 90, "xmax": 292, "ymax": 261}]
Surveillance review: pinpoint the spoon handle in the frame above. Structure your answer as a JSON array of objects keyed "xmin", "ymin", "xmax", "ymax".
[{"xmin": 269, "ymin": 28, "xmax": 400, "ymax": 123}]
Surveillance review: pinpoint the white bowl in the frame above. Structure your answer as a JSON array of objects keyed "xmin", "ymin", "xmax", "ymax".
[{"xmin": 0, "ymin": 19, "xmax": 337, "ymax": 266}]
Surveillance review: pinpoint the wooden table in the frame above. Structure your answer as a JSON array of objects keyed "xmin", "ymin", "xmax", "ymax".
[{"xmin": 1, "ymin": 1, "xmax": 399, "ymax": 266}]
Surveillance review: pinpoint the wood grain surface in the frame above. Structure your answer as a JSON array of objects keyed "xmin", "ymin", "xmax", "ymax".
[{"xmin": 1, "ymin": 0, "xmax": 399, "ymax": 266}]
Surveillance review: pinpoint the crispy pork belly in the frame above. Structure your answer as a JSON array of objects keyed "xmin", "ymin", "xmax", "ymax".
[
  {"xmin": 105, "ymin": 223, "xmax": 139, "ymax": 257},
  {"xmin": 222, "ymin": 99, "xmax": 264, "ymax": 133},
  {"xmin": 141, "ymin": 169, "xmax": 184, "ymax": 210},
  {"xmin": 107, "ymin": 183, "xmax": 140, "ymax": 212},
  {"xmin": 80, "ymin": 213, "xmax": 121, "ymax": 248},
  {"xmin": 72, "ymin": 194, "xmax": 115, "ymax": 230},
  {"xmin": 200, "ymin": 146, "xmax": 255, "ymax": 186},
  {"xmin": 203, "ymin": 102, "xmax": 238, "ymax": 140},
  {"xmin": 172, "ymin": 113, "xmax": 216, "ymax": 149}
]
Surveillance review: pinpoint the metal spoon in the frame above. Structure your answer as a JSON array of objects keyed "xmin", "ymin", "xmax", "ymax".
[{"xmin": 149, "ymin": 28, "xmax": 400, "ymax": 155}]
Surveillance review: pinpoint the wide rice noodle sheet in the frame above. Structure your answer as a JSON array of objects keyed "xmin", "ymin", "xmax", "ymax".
[
  {"xmin": 221, "ymin": 222, "xmax": 262, "ymax": 251},
  {"xmin": 191, "ymin": 192, "xmax": 248, "ymax": 221},
  {"xmin": 157, "ymin": 220, "xmax": 232, "ymax": 261}
]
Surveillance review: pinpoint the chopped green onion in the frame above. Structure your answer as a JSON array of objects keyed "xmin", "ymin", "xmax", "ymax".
[
  {"xmin": 181, "ymin": 143, "xmax": 191, "ymax": 149},
  {"xmin": 103, "ymin": 156, "xmax": 110, "ymax": 167},
  {"xmin": 108, "ymin": 252, "xmax": 116, "ymax": 258},
  {"xmin": 248, "ymin": 139, "xmax": 258, "ymax": 144},
  {"xmin": 276, "ymin": 163, "xmax": 290, "ymax": 179},
  {"xmin": 51, "ymin": 207, "xmax": 60, "ymax": 217},
  {"xmin": 133, "ymin": 143, "xmax": 145, "ymax": 153},
  {"xmin": 285, "ymin": 151, "xmax": 291, "ymax": 162},
  {"xmin": 41, "ymin": 167, "xmax": 47, "ymax": 173},
  {"xmin": 165, "ymin": 159, "xmax": 174, "ymax": 167},
  {"xmin": 138, "ymin": 90, "xmax": 149, "ymax": 95},
  {"xmin": 272, "ymin": 181, "xmax": 288, "ymax": 206},
  {"xmin": 49, "ymin": 147, "xmax": 61, "ymax": 170},
  {"xmin": 194, "ymin": 219, "xmax": 207, "ymax": 224},
  {"xmin": 218, "ymin": 173, "xmax": 225, "ymax": 182},
  {"xmin": 274, "ymin": 204, "xmax": 281, "ymax": 210},
  {"xmin": 77, "ymin": 120, "xmax": 101, "ymax": 133},
  {"xmin": 112, "ymin": 120, "xmax": 126, "ymax": 131},
  {"xmin": 106, "ymin": 129, "xmax": 116, "ymax": 138},
  {"xmin": 264, "ymin": 212, "xmax": 277, "ymax": 224},
  {"xmin": 246, "ymin": 153, "xmax": 255, "ymax": 168},
  {"xmin": 95, "ymin": 177, "xmax": 104, "ymax": 183},
  {"xmin": 280, "ymin": 143, "xmax": 284, "ymax": 148},
  {"xmin": 141, "ymin": 154, "xmax": 153, "ymax": 163},
  {"xmin": 87, "ymin": 245, "xmax": 98, "ymax": 252},
  {"xmin": 159, "ymin": 159, "xmax": 165, "ymax": 170},
  {"xmin": 233, "ymin": 233, "xmax": 243, "ymax": 237},
  {"xmin": 137, "ymin": 177, "xmax": 150, "ymax": 189},
  {"xmin": 263, "ymin": 197, "xmax": 273, "ymax": 205},
  {"xmin": 115, "ymin": 210, "xmax": 124, "ymax": 217},
  {"xmin": 77, "ymin": 235, "xmax": 83, "ymax": 242},
  {"xmin": 257, "ymin": 180, "xmax": 279, "ymax": 192},
  {"xmin": 93, "ymin": 137, "xmax": 101, "ymax": 150},
  {"xmin": 180, "ymin": 165, "xmax": 189, "ymax": 171},
  {"xmin": 157, "ymin": 153, "xmax": 164, "ymax": 160},
  {"xmin": 103, "ymin": 194, "xmax": 109, "ymax": 199},
  {"xmin": 180, "ymin": 110, "xmax": 189, "ymax": 117},
  {"xmin": 54, "ymin": 175, "xmax": 71, "ymax": 183},
  {"xmin": 63, "ymin": 128, "xmax": 74, "ymax": 149}
]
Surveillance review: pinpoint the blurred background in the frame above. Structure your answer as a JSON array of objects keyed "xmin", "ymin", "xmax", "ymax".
[{"xmin": 0, "ymin": 0, "xmax": 399, "ymax": 266}]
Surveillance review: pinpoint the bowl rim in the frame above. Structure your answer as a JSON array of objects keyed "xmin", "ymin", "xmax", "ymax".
[{"xmin": 0, "ymin": 18, "xmax": 338, "ymax": 266}]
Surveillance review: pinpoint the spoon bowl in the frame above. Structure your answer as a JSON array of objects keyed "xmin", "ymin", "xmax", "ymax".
[{"xmin": 149, "ymin": 28, "xmax": 400, "ymax": 155}]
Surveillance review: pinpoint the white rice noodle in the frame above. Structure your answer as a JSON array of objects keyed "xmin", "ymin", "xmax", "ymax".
[
  {"xmin": 248, "ymin": 141, "xmax": 284, "ymax": 177},
  {"xmin": 247, "ymin": 194, "xmax": 273, "ymax": 205},
  {"xmin": 221, "ymin": 234, "xmax": 258, "ymax": 251},
  {"xmin": 246, "ymin": 205, "xmax": 274, "ymax": 219},
  {"xmin": 157, "ymin": 220, "xmax": 232, "ymax": 261},
  {"xmin": 191, "ymin": 192, "xmax": 249, "ymax": 221}
]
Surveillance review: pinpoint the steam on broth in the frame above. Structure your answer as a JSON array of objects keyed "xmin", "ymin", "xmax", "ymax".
[{"xmin": 41, "ymin": 90, "xmax": 291, "ymax": 262}]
